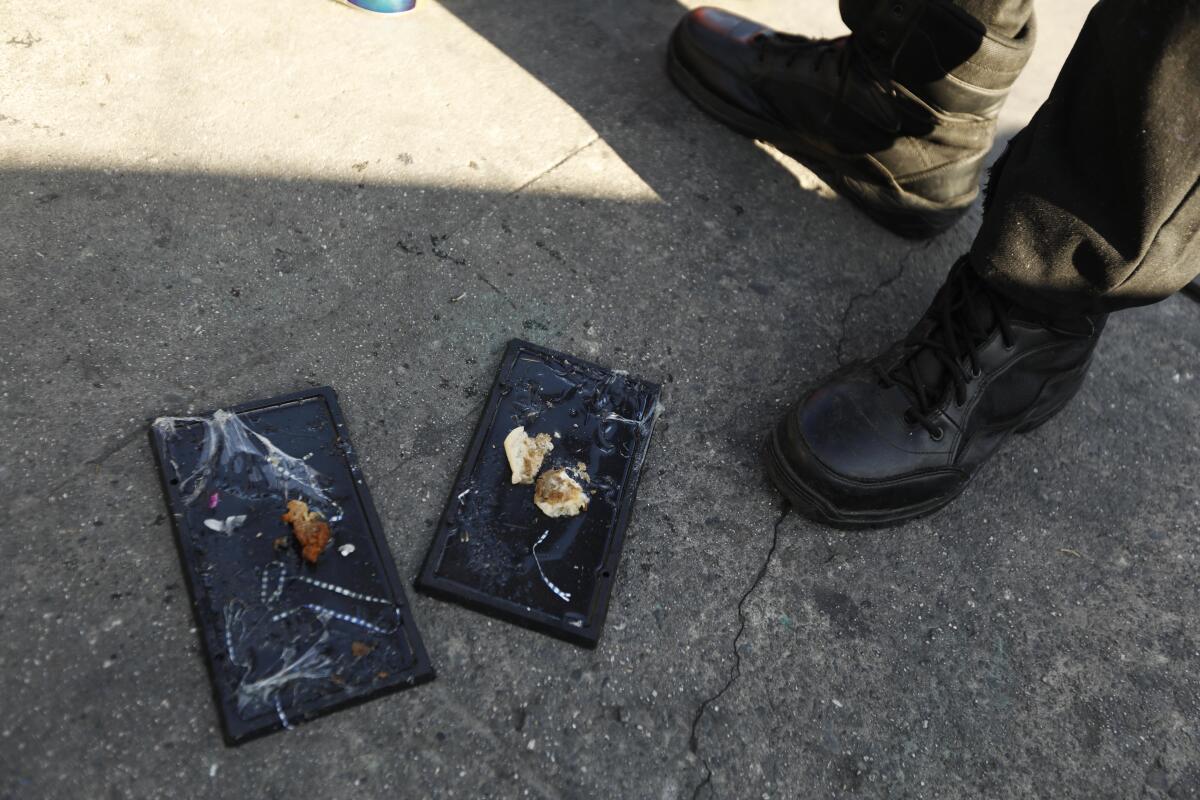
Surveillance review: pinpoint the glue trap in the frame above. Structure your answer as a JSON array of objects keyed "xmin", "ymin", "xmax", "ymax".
[
  {"xmin": 416, "ymin": 340, "xmax": 661, "ymax": 647},
  {"xmin": 150, "ymin": 388, "xmax": 434, "ymax": 743}
]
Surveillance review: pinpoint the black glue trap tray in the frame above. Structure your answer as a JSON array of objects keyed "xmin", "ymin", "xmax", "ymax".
[
  {"xmin": 149, "ymin": 387, "xmax": 434, "ymax": 744},
  {"xmin": 416, "ymin": 339, "xmax": 661, "ymax": 647}
]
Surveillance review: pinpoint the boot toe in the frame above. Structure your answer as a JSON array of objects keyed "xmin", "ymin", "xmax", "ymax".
[
  {"xmin": 670, "ymin": 8, "xmax": 776, "ymax": 116},
  {"xmin": 769, "ymin": 376, "xmax": 968, "ymax": 525},
  {"xmin": 674, "ymin": 7, "xmax": 769, "ymax": 53}
]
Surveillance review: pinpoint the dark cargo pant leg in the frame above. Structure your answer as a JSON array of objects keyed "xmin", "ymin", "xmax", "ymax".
[
  {"xmin": 970, "ymin": 0, "xmax": 1200, "ymax": 314},
  {"xmin": 840, "ymin": 0, "xmax": 1033, "ymax": 39}
]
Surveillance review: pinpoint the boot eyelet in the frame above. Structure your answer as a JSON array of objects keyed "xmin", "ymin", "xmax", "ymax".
[
  {"xmin": 930, "ymin": 427, "xmax": 944, "ymax": 441},
  {"xmin": 892, "ymin": 3, "xmax": 905, "ymax": 15},
  {"xmin": 970, "ymin": 366, "xmax": 982, "ymax": 379}
]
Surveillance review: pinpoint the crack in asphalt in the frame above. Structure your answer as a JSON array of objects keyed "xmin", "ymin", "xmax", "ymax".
[
  {"xmin": 834, "ymin": 240, "xmax": 935, "ymax": 366},
  {"xmin": 688, "ymin": 503, "xmax": 790, "ymax": 800}
]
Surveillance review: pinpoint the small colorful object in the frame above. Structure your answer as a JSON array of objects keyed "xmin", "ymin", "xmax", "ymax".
[{"xmin": 339, "ymin": 0, "xmax": 416, "ymax": 12}]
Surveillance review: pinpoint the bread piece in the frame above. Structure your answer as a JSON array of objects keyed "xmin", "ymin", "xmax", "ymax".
[
  {"xmin": 534, "ymin": 468, "xmax": 589, "ymax": 517},
  {"xmin": 504, "ymin": 426, "xmax": 554, "ymax": 485}
]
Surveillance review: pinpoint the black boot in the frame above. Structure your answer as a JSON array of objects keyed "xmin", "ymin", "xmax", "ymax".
[
  {"xmin": 667, "ymin": 4, "xmax": 1034, "ymax": 238},
  {"xmin": 767, "ymin": 257, "xmax": 1106, "ymax": 527}
]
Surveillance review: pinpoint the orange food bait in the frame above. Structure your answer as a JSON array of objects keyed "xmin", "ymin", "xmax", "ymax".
[{"xmin": 281, "ymin": 499, "xmax": 332, "ymax": 563}]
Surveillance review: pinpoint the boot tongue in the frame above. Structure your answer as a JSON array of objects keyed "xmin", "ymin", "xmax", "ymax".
[
  {"xmin": 912, "ymin": 348, "xmax": 946, "ymax": 389},
  {"xmin": 905, "ymin": 280, "xmax": 998, "ymax": 391}
]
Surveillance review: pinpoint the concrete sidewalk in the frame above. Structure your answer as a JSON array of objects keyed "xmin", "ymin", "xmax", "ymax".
[{"xmin": 2, "ymin": 2, "xmax": 1198, "ymax": 798}]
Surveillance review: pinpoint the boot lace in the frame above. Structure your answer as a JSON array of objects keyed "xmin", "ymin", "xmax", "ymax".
[
  {"xmin": 873, "ymin": 259, "xmax": 1015, "ymax": 437},
  {"xmin": 755, "ymin": 33, "xmax": 886, "ymax": 105}
]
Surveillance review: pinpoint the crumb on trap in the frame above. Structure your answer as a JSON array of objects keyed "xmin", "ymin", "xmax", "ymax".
[
  {"xmin": 534, "ymin": 468, "xmax": 589, "ymax": 518},
  {"xmin": 504, "ymin": 426, "xmax": 554, "ymax": 485}
]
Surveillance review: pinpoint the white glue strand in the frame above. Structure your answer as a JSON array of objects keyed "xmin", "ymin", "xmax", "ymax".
[
  {"xmin": 274, "ymin": 695, "xmax": 293, "ymax": 731},
  {"xmin": 532, "ymin": 530, "xmax": 572, "ymax": 603},
  {"xmin": 270, "ymin": 568, "xmax": 286, "ymax": 604},
  {"xmin": 294, "ymin": 575, "xmax": 391, "ymax": 605},
  {"xmin": 223, "ymin": 602, "xmax": 248, "ymax": 668},
  {"xmin": 260, "ymin": 562, "xmax": 288, "ymax": 605},
  {"xmin": 225, "ymin": 618, "xmax": 237, "ymax": 666},
  {"xmin": 269, "ymin": 607, "xmax": 305, "ymax": 625},
  {"xmin": 604, "ymin": 401, "xmax": 664, "ymax": 433},
  {"xmin": 235, "ymin": 634, "xmax": 333, "ymax": 715},
  {"xmin": 271, "ymin": 604, "xmax": 392, "ymax": 634},
  {"xmin": 154, "ymin": 411, "xmax": 338, "ymax": 510}
]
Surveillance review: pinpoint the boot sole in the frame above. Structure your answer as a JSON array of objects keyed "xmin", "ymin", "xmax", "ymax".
[
  {"xmin": 666, "ymin": 38, "xmax": 972, "ymax": 239},
  {"xmin": 765, "ymin": 359, "xmax": 1094, "ymax": 529}
]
